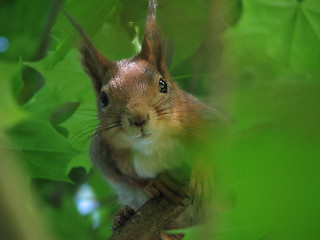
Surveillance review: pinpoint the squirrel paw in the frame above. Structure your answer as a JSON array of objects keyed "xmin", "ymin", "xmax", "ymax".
[
  {"xmin": 145, "ymin": 171, "xmax": 189, "ymax": 205},
  {"xmin": 110, "ymin": 206, "xmax": 135, "ymax": 232}
]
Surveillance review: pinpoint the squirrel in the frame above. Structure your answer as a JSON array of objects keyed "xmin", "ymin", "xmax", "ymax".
[{"xmin": 65, "ymin": 0, "xmax": 219, "ymax": 238}]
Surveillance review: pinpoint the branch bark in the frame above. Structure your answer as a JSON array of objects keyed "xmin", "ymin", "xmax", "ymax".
[{"xmin": 109, "ymin": 198, "xmax": 187, "ymax": 240}]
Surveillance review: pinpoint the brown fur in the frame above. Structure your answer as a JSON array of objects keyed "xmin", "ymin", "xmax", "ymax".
[{"xmin": 66, "ymin": 0, "xmax": 213, "ymax": 231}]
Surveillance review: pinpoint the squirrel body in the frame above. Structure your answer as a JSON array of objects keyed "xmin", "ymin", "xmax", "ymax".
[
  {"xmin": 67, "ymin": 0, "xmax": 213, "ymax": 232},
  {"xmin": 89, "ymin": 61, "xmax": 206, "ymax": 210}
]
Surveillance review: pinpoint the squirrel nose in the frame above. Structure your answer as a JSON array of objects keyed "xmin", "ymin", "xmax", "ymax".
[{"xmin": 129, "ymin": 114, "xmax": 149, "ymax": 127}]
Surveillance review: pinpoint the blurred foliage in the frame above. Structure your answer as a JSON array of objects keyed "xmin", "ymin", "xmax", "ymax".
[{"xmin": 0, "ymin": 0, "xmax": 320, "ymax": 240}]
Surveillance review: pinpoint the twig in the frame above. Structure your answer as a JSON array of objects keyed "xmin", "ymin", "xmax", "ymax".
[{"xmin": 109, "ymin": 198, "xmax": 187, "ymax": 240}]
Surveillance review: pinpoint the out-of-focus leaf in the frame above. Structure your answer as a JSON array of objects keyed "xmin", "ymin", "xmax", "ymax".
[
  {"xmin": 0, "ymin": 61, "xmax": 25, "ymax": 131},
  {"xmin": 50, "ymin": 0, "xmax": 120, "ymax": 67},
  {"xmin": 5, "ymin": 49, "xmax": 96, "ymax": 180},
  {"xmin": 0, "ymin": 0, "xmax": 55, "ymax": 61},
  {"xmin": 213, "ymin": 84, "xmax": 320, "ymax": 240},
  {"xmin": 223, "ymin": 0, "xmax": 320, "ymax": 80},
  {"xmin": 168, "ymin": 225, "xmax": 212, "ymax": 240},
  {"xmin": 25, "ymin": 49, "xmax": 96, "ymax": 138},
  {"xmin": 44, "ymin": 194, "xmax": 94, "ymax": 240},
  {"xmin": 159, "ymin": 0, "xmax": 209, "ymax": 68},
  {"xmin": 7, "ymin": 119, "xmax": 77, "ymax": 181},
  {"xmin": 93, "ymin": 17, "xmax": 136, "ymax": 60}
]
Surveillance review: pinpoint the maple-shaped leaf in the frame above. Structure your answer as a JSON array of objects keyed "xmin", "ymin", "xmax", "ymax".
[
  {"xmin": 6, "ymin": 49, "xmax": 97, "ymax": 181},
  {"xmin": 0, "ymin": 61, "xmax": 26, "ymax": 131},
  {"xmin": 223, "ymin": 0, "xmax": 320, "ymax": 80}
]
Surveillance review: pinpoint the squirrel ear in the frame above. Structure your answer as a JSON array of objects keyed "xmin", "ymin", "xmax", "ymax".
[
  {"xmin": 139, "ymin": 0, "xmax": 167, "ymax": 75},
  {"xmin": 79, "ymin": 39, "xmax": 114, "ymax": 93},
  {"xmin": 63, "ymin": 11, "xmax": 114, "ymax": 93}
]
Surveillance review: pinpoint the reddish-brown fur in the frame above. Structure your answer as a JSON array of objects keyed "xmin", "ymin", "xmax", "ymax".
[{"xmin": 66, "ymin": 0, "xmax": 216, "ymax": 236}]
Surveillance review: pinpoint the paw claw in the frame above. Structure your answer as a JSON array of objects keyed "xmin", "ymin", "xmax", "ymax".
[
  {"xmin": 111, "ymin": 206, "xmax": 135, "ymax": 231},
  {"xmin": 145, "ymin": 171, "xmax": 189, "ymax": 205}
]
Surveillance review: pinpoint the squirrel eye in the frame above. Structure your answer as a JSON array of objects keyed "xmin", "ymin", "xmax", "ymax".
[
  {"xmin": 158, "ymin": 78, "xmax": 168, "ymax": 93},
  {"xmin": 100, "ymin": 92, "xmax": 109, "ymax": 107}
]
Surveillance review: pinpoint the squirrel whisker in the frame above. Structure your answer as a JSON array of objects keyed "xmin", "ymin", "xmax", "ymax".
[
  {"xmin": 69, "ymin": 125, "xmax": 100, "ymax": 147},
  {"xmin": 75, "ymin": 124, "xmax": 122, "ymax": 149},
  {"xmin": 95, "ymin": 126, "xmax": 122, "ymax": 143},
  {"xmin": 152, "ymin": 86, "xmax": 178, "ymax": 108},
  {"xmin": 68, "ymin": 120, "xmax": 121, "ymax": 150},
  {"xmin": 155, "ymin": 92, "xmax": 185, "ymax": 108},
  {"xmin": 94, "ymin": 122, "xmax": 122, "ymax": 135}
]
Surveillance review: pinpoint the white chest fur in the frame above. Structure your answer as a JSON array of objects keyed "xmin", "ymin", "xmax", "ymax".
[
  {"xmin": 109, "ymin": 137, "xmax": 184, "ymax": 210},
  {"xmin": 131, "ymin": 137, "xmax": 183, "ymax": 178}
]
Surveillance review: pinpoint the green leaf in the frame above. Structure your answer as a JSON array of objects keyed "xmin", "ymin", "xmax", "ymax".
[
  {"xmin": 68, "ymin": 152, "xmax": 92, "ymax": 174},
  {"xmin": 5, "ymin": 49, "xmax": 97, "ymax": 180},
  {"xmin": 50, "ymin": 0, "xmax": 120, "ymax": 67},
  {"xmin": 168, "ymin": 225, "xmax": 212, "ymax": 240},
  {"xmin": 7, "ymin": 119, "xmax": 77, "ymax": 181},
  {"xmin": 213, "ymin": 84, "xmax": 320, "ymax": 239},
  {"xmin": 159, "ymin": 0, "xmax": 209, "ymax": 68},
  {"xmin": 25, "ymin": 49, "xmax": 97, "ymax": 139},
  {"xmin": 44, "ymin": 194, "xmax": 95, "ymax": 240},
  {"xmin": 0, "ymin": 61, "xmax": 25, "ymax": 131},
  {"xmin": 0, "ymin": 0, "xmax": 55, "ymax": 61},
  {"xmin": 93, "ymin": 16, "xmax": 137, "ymax": 60},
  {"xmin": 223, "ymin": 0, "xmax": 320, "ymax": 80}
]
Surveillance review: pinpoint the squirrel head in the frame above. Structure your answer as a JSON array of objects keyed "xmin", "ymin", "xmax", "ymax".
[{"xmin": 66, "ymin": 1, "xmax": 203, "ymax": 149}]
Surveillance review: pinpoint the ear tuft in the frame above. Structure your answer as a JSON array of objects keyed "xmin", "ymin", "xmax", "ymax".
[
  {"xmin": 63, "ymin": 11, "xmax": 114, "ymax": 93},
  {"xmin": 79, "ymin": 40, "xmax": 113, "ymax": 92},
  {"xmin": 138, "ymin": 0, "xmax": 167, "ymax": 75}
]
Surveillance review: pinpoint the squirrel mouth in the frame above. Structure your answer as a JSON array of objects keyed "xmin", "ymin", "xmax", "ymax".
[{"xmin": 135, "ymin": 131, "xmax": 151, "ymax": 139}]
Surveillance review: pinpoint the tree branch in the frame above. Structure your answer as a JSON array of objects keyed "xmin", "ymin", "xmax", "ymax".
[{"xmin": 109, "ymin": 198, "xmax": 187, "ymax": 240}]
